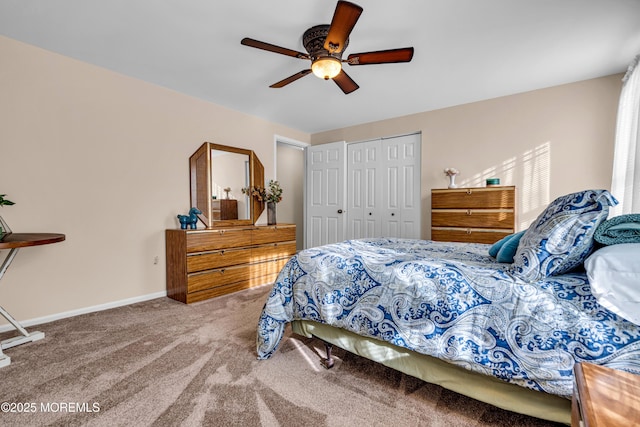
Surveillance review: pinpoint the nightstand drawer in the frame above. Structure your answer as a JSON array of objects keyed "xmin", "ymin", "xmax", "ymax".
[
  {"xmin": 431, "ymin": 227, "xmax": 512, "ymax": 244},
  {"xmin": 432, "ymin": 209, "xmax": 514, "ymax": 228},
  {"xmin": 432, "ymin": 187, "xmax": 515, "ymax": 209}
]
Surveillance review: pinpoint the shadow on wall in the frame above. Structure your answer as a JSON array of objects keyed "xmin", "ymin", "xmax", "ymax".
[{"xmin": 458, "ymin": 141, "xmax": 552, "ymax": 231}]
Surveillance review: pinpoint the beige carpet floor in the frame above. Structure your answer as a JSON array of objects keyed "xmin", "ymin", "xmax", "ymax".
[{"xmin": 0, "ymin": 285, "xmax": 565, "ymax": 426}]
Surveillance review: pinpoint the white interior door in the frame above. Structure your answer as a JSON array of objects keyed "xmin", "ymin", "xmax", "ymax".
[
  {"xmin": 381, "ymin": 134, "xmax": 421, "ymax": 239},
  {"xmin": 305, "ymin": 141, "xmax": 346, "ymax": 248}
]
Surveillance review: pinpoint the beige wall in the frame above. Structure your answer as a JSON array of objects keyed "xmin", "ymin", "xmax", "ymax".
[
  {"xmin": 0, "ymin": 36, "xmax": 309, "ymax": 324},
  {"xmin": 0, "ymin": 34, "xmax": 623, "ymax": 326},
  {"xmin": 276, "ymin": 143, "xmax": 306, "ymax": 250},
  {"xmin": 311, "ymin": 74, "xmax": 622, "ymax": 236}
]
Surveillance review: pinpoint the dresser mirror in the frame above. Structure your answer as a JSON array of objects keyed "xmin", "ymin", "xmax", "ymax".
[{"xmin": 189, "ymin": 142, "xmax": 264, "ymax": 227}]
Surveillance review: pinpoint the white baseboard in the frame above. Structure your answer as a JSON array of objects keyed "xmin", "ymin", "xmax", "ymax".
[{"xmin": 0, "ymin": 291, "xmax": 167, "ymax": 333}]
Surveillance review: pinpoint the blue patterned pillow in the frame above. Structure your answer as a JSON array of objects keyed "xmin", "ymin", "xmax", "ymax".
[{"xmin": 510, "ymin": 189, "xmax": 618, "ymax": 281}]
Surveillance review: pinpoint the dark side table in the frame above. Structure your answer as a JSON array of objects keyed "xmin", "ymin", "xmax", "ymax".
[{"xmin": 0, "ymin": 232, "xmax": 65, "ymax": 367}]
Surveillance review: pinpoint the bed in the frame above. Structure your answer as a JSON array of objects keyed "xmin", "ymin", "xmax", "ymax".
[{"xmin": 256, "ymin": 189, "xmax": 640, "ymax": 425}]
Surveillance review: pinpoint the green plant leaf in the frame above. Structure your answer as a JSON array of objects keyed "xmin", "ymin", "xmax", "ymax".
[{"xmin": 0, "ymin": 194, "xmax": 15, "ymax": 207}]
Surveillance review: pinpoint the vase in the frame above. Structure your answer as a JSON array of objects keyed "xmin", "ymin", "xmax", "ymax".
[
  {"xmin": 267, "ymin": 202, "xmax": 277, "ymax": 225},
  {"xmin": 448, "ymin": 174, "xmax": 458, "ymax": 189}
]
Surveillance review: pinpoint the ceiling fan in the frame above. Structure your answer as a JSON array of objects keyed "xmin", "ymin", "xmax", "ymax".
[{"xmin": 241, "ymin": 1, "xmax": 414, "ymax": 94}]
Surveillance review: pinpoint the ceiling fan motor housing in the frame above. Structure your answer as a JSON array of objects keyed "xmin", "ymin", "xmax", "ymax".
[{"xmin": 303, "ymin": 25, "xmax": 348, "ymax": 61}]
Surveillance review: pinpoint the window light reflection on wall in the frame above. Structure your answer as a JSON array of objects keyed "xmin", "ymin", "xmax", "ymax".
[{"xmin": 311, "ymin": 57, "xmax": 342, "ymax": 80}]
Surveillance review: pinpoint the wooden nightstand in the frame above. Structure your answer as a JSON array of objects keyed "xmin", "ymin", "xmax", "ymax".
[
  {"xmin": 572, "ymin": 362, "xmax": 640, "ymax": 426},
  {"xmin": 431, "ymin": 186, "xmax": 516, "ymax": 244}
]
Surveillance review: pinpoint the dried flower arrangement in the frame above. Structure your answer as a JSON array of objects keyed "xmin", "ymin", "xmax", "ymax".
[{"xmin": 242, "ymin": 180, "xmax": 283, "ymax": 204}]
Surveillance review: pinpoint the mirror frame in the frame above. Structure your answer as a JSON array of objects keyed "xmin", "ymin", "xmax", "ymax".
[{"xmin": 189, "ymin": 142, "xmax": 264, "ymax": 228}]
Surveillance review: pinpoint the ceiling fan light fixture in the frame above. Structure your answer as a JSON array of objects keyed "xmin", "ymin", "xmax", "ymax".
[{"xmin": 311, "ymin": 57, "xmax": 342, "ymax": 80}]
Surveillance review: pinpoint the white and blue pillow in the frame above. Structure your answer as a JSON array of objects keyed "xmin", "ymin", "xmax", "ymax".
[{"xmin": 510, "ymin": 189, "xmax": 618, "ymax": 282}]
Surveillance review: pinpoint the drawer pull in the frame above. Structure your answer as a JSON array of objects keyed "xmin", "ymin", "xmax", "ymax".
[
  {"xmin": 466, "ymin": 189, "xmax": 473, "ymax": 195},
  {"xmin": 219, "ymin": 230, "xmax": 225, "ymax": 235},
  {"xmin": 220, "ymin": 250, "xmax": 225, "ymax": 255},
  {"xmin": 466, "ymin": 209, "xmax": 472, "ymax": 215},
  {"xmin": 466, "ymin": 229, "xmax": 472, "ymax": 234}
]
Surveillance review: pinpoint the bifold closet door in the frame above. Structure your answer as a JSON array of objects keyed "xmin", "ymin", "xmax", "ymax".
[
  {"xmin": 305, "ymin": 134, "xmax": 421, "ymax": 248},
  {"xmin": 347, "ymin": 140, "xmax": 381, "ymax": 239},
  {"xmin": 380, "ymin": 134, "xmax": 421, "ymax": 239},
  {"xmin": 346, "ymin": 133, "xmax": 421, "ymax": 240}
]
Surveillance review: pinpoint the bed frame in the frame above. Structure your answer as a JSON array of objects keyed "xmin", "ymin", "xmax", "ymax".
[{"xmin": 292, "ymin": 320, "xmax": 571, "ymax": 425}]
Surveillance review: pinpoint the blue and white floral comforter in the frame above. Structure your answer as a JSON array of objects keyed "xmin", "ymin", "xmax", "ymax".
[{"xmin": 256, "ymin": 238, "xmax": 640, "ymax": 398}]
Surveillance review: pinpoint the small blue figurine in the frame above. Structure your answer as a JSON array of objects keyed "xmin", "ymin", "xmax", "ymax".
[{"xmin": 177, "ymin": 207, "xmax": 201, "ymax": 229}]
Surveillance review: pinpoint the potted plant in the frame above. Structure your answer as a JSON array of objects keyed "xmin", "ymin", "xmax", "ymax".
[
  {"xmin": 242, "ymin": 180, "xmax": 283, "ymax": 225},
  {"xmin": 0, "ymin": 194, "xmax": 15, "ymax": 239}
]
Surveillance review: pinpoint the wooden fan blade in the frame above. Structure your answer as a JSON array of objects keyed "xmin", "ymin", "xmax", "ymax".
[
  {"xmin": 241, "ymin": 38, "xmax": 309, "ymax": 60},
  {"xmin": 270, "ymin": 69, "xmax": 312, "ymax": 88},
  {"xmin": 324, "ymin": 1, "xmax": 363, "ymax": 54},
  {"xmin": 347, "ymin": 47, "xmax": 414, "ymax": 65},
  {"xmin": 333, "ymin": 70, "xmax": 359, "ymax": 94}
]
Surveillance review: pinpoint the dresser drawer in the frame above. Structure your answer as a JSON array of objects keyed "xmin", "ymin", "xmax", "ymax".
[
  {"xmin": 186, "ymin": 228, "xmax": 252, "ymax": 252},
  {"xmin": 252, "ymin": 242, "xmax": 297, "ymax": 262},
  {"xmin": 432, "ymin": 187, "xmax": 515, "ymax": 209},
  {"xmin": 252, "ymin": 225, "xmax": 296, "ymax": 245},
  {"xmin": 186, "ymin": 247, "xmax": 252, "ymax": 273},
  {"xmin": 431, "ymin": 227, "xmax": 511, "ymax": 244},
  {"xmin": 250, "ymin": 257, "xmax": 291, "ymax": 281},
  {"xmin": 432, "ymin": 209, "xmax": 515, "ymax": 229},
  {"xmin": 185, "ymin": 281, "xmax": 253, "ymax": 304},
  {"xmin": 187, "ymin": 264, "xmax": 251, "ymax": 293}
]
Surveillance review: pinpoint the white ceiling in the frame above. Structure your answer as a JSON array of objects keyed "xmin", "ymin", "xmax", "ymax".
[{"xmin": 1, "ymin": 0, "xmax": 639, "ymax": 134}]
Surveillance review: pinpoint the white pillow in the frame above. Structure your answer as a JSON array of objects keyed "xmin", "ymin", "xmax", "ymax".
[{"xmin": 584, "ymin": 243, "xmax": 640, "ymax": 325}]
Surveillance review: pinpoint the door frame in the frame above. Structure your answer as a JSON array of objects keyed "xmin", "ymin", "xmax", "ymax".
[{"xmin": 274, "ymin": 135, "xmax": 309, "ymax": 249}]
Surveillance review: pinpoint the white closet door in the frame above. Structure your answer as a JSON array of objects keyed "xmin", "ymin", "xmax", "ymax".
[
  {"xmin": 347, "ymin": 140, "xmax": 381, "ymax": 239},
  {"xmin": 381, "ymin": 134, "xmax": 421, "ymax": 239},
  {"xmin": 305, "ymin": 141, "xmax": 346, "ymax": 248}
]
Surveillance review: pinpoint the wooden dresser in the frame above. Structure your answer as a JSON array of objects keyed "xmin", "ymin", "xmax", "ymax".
[
  {"xmin": 572, "ymin": 362, "xmax": 640, "ymax": 426},
  {"xmin": 431, "ymin": 186, "xmax": 516, "ymax": 244},
  {"xmin": 165, "ymin": 224, "xmax": 296, "ymax": 303}
]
